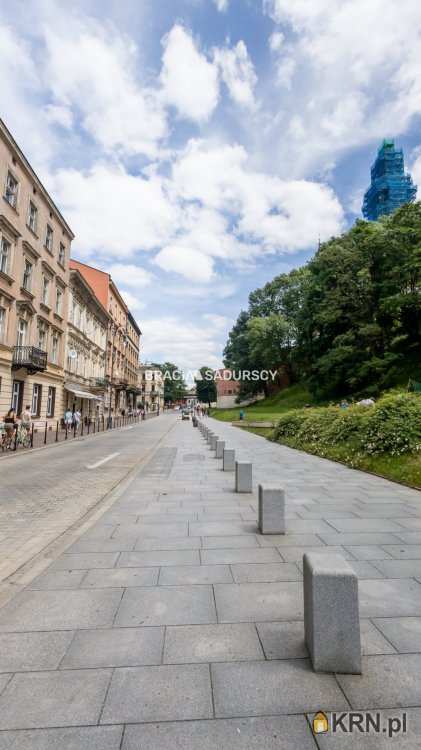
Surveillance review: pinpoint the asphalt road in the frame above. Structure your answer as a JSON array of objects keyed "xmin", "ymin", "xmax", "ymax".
[{"xmin": 0, "ymin": 413, "xmax": 177, "ymax": 600}]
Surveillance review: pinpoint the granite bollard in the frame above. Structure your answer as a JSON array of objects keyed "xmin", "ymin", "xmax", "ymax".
[
  {"xmin": 303, "ymin": 552, "xmax": 362, "ymax": 674},
  {"xmin": 258, "ymin": 485, "xmax": 285, "ymax": 534},
  {"xmin": 235, "ymin": 461, "xmax": 252, "ymax": 493},
  {"xmin": 215, "ymin": 440, "xmax": 225, "ymax": 459},
  {"xmin": 210, "ymin": 435, "xmax": 218, "ymax": 451},
  {"xmin": 223, "ymin": 449, "xmax": 235, "ymax": 472}
]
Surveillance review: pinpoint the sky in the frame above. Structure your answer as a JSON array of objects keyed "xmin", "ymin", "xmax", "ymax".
[{"xmin": 2, "ymin": 0, "xmax": 421, "ymax": 374}]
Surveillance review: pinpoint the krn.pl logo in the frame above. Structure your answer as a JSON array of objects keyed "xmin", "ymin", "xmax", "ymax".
[{"xmin": 312, "ymin": 711, "xmax": 329, "ymax": 734}]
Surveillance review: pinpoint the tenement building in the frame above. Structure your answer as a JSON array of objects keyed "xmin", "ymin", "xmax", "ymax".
[
  {"xmin": 64, "ymin": 266, "xmax": 109, "ymax": 420},
  {"xmin": 0, "ymin": 119, "xmax": 73, "ymax": 423},
  {"xmin": 126, "ymin": 312, "xmax": 141, "ymax": 412},
  {"xmin": 70, "ymin": 260, "xmax": 141, "ymax": 419},
  {"xmin": 138, "ymin": 364, "xmax": 164, "ymax": 413}
]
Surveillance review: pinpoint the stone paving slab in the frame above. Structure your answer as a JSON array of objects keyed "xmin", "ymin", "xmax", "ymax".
[
  {"xmin": 0, "ymin": 668, "xmax": 112, "ymax": 729},
  {"xmin": 0, "ymin": 631, "xmax": 73, "ymax": 672},
  {"xmin": 214, "ymin": 582, "xmax": 304, "ymax": 622},
  {"xmin": 115, "ymin": 585, "xmax": 216, "ymax": 626},
  {"xmin": 212, "ymin": 659, "xmax": 349, "ymax": 717},
  {"xmin": 0, "ymin": 589, "xmax": 123, "ymax": 631},
  {"xmin": 159, "ymin": 564, "xmax": 233, "ymax": 585},
  {"xmin": 0, "ymin": 726, "xmax": 124, "ymax": 750},
  {"xmin": 81, "ymin": 566, "xmax": 159, "ymax": 588},
  {"xmin": 336, "ymin": 654, "xmax": 421, "ymax": 709},
  {"xmin": 201, "ymin": 547, "xmax": 282, "ymax": 565},
  {"xmin": 230, "ymin": 562, "xmax": 302, "ymax": 583},
  {"xmin": 122, "ymin": 715, "xmax": 317, "ymax": 750},
  {"xmin": 61, "ymin": 626, "xmax": 164, "ymax": 669},
  {"xmin": 101, "ymin": 664, "xmax": 213, "ymax": 724},
  {"xmin": 163, "ymin": 623, "xmax": 264, "ymax": 663},
  {"xmin": 373, "ymin": 617, "xmax": 421, "ymax": 653}
]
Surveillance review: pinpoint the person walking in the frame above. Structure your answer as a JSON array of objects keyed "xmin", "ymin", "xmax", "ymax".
[
  {"xmin": 21, "ymin": 405, "xmax": 31, "ymax": 429},
  {"xmin": 74, "ymin": 409, "xmax": 81, "ymax": 431},
  {"xmin": 64, "ymin": 408, "xmax": 73, "ymax": 429},
  {"xmin": 3, "ymin": 408, "xmax": 16, "ymax": 447}
]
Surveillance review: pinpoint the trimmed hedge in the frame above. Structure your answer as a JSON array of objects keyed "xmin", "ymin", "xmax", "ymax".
[{"xmin": 273, "ymin": 393, "xmax": 421, "ymax": 456}]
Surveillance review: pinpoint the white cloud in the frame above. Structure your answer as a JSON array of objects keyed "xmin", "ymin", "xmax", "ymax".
[
  {"xmin": 140, "ymin": 316, "xmax": 224, "ymax": 373},
  {"xmin": 49, "ymin": 163, "xmax": 177, "ymax": 257},
  {"xmin": 269, "ymin": 31, "xmax": 284, "ymax": 52},
  {"xmin": 160, "ymin": 25, "xmax": 219, "ymax": 122},
  {"xmin": 44, "ymin": 103, "xmax": 74, "ymax": 129},
  {"xmin": 154, "ymin": 246, "xmax": 215, "ymax": 283},
  {"xmin": 213, "ymin": 0, "xmax": 229, "ymax": 11},
  {"xmin": 120, "ymin": 290, "xmax": 146, "ymax": 312},
  {"xmin": 263, "ymin": 0, "xmax": 421, "ymax": 175},
  {"xmin": 109, "ymin": 263, "xmax": 154, "ymax": 289},
  {"xmin": 213, "ymin": 40, "xmax": 257, "ymax": 109},
  {"xmin": 43, "ymin": 22, "xmax": 167, "ymax": 157},
  {"xmin": 172, "ymin": 139, "xmax": 344, "ymax": 251}
]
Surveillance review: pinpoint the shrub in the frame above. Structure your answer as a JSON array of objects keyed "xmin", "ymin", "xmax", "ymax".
[{"xmin": 273, "ymin": 393, "xmax": 421, "ymax": 456}]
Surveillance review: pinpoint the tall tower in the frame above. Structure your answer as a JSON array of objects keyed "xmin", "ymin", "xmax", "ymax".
[{"xmin": 362, "ymin": 140, "xmax": 416, "ymax": 221}]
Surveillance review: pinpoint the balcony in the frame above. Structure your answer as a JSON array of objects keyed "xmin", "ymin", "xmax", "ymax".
[
  {"xmin": 12, "ymin": 346, "xmax": 47, "ymax": 373},
  {"xmin": 92, "ymin": 377, "xmax": 108, "ymax": 388}
]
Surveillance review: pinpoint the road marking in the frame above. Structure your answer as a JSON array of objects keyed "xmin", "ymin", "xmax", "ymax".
[{"xmin": 86, "ymin": 452, "xmax": 120, "ymax": 470}]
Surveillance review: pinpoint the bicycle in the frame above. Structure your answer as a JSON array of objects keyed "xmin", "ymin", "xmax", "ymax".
[
  {"xmin": 1, "ymin": 424, "xmax": 15, "ymax": 452},
  {"xmin": 16, "ymin": 423, "xmax": 31, "ymax": 449}
]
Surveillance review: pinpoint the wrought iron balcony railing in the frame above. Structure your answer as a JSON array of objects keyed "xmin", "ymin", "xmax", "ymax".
[{"xmin": 12, "ymin": 346, "xmax": 47, "ymax": 373}]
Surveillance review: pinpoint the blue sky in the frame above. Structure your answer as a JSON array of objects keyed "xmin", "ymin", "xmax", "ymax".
[{"xmin": 2, "ymin": 0, "xmax": 420, "ymax": 373}]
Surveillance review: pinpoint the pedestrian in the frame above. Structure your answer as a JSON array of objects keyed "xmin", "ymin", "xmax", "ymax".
[
  {"xmin": 239, "ymin": 409, "xmax": 245, "ymax": 421},
  {"xmin": 4, "ymin": 408, "xmax": 16, "ymax": 440},
  {"xmin": 64, "ymin": 408, "xmax": 73, "ymax": 429},
  {"xmin": 74, "ymin": 409, "xmax": 81, "ymax": 431},
  {"xmin": 21, "ymin": 405, "xmax": 31, "ymax": 431}
]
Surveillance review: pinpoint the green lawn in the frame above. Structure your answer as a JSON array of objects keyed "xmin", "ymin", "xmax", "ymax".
[{"xmin": 210, "ymin": 384, "xmax": 313, "ymax": 422}]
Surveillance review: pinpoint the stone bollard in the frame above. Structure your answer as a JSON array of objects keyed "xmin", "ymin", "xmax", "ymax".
[
  {"xmin": 207, "ymin": 431, "xmax": 213, "ymax": 444},
  {"xmin": 303, "ymin": 552, "xmax": 362, "ymax": 674},
  {"xmin": 258, "ymin": 485, "xmax": 285, "ymax": 534},
  {"xmin": 210, "ymin": 435, "xmax": 218, "ymax": 451},
  {"xmin": 223, "ymin": 448, "xmax": 235, "ymax": 471},
  {"xmin": 215, "ymin": 440, "xmax": 225, "ymax": 458},
  {"xmin": 235, "ymin": 461, "xmax": 252, "ymax": 493}
]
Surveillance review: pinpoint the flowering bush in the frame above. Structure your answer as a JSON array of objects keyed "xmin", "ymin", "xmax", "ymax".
[{"xmin": 273, "ymin": 393, "xmax": 421, "ymax": 456}]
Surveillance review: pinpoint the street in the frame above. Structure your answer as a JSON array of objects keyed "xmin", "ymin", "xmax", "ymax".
[
  {"xmin": 0, "ymin": 414, "xmax": 174, "ymax": 604},
  {"xmin": 0, "ymin": 415, "xmax": 420, "ymax": 746}
]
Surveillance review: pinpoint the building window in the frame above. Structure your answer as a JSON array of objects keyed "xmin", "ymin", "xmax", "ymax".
[
  {"xmin": 31, "ymin": 383, "xmax": 42, "ymax": 417},
  {"xmin": 11, "ymin": 380, "xmax": 23, "ymax": 414},
  {"xmin": 22, "ymin": 259, "xmax": 32, "ymax": 291},
  {"xmin": 16, "ymin": 318, "xmax": 27, "ymax": 347},
  {"xmin": 46, "ymin": 386, "xmax": 56, "ymax": 417},
  {"xmin": 4, "ymin": 171, "xmax": 18, "ymax": 208},
  {"xmin": 37, "ymin": 320, "xmax": 47, "ymax": 350},
  {"xmin": 55, "ymin": 287, "xmax": 62, "ymax": 316},
  {"xmin": 27, "ymin": 201, "xmax": 38, "ymax": 233},
  {"xmin": 42, "ymin": 275, "xmax": 50, "ymax": 305},
  {"xmin": 51, "ymin": 333, "xmax": 59, "ymax": 364},
  {"xmin": 0, "ymin": 237, "xmax": 10, "ymax": 274},
  {"xmin": 0, "ymin": 306, "xmax": 5, "ymax": 343},
  {"xmin": 45, "ymin": 225, "xmax": 53, "ymax": 252},
  {"xmin": 58, "ymin": 242, "xmax": 65, "ymax": 266}
]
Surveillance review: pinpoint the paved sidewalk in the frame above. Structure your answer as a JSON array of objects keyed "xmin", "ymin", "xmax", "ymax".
[{"xmin": 0, "ymin": 414, "xmax": 420, "ymax": 747}]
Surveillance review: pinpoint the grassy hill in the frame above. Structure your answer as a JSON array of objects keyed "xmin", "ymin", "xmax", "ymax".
[{"xmin": 211, "ymin": 387, "xmax": 421, "ymax": 488}]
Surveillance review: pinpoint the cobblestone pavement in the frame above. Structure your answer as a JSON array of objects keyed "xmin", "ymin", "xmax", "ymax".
[
  {"xmin": 0, "ymin": 415, "xmax": 420, "ymax": 747},
  {"xmin": 0, "ymin": 415, "xmax": 173, "ymax": 595}
]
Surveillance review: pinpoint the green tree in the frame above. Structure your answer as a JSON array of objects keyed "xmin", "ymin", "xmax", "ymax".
[
  {"xmin": 156, "ymin": 362, "xmax": 188, "ymax": 403},
  {"xmin": 195, "ymin": 366, "xmax": 217, "ymax": 406}
]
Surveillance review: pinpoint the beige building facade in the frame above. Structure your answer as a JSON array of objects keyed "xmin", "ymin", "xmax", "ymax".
[
  {"xmin": 64, "ymin": 268, "xmax": 109, "ymax": 419},
  {"xmin": 138, "ymin": 364, "xmax": 164, "ymax": 413},
  {"xmin": 0, "ymin": 119, "xmax": 73, "ymax": 424},
  {"xmin": 70, "ymin": 260, "xmax": 142, "ymax": 418}
]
